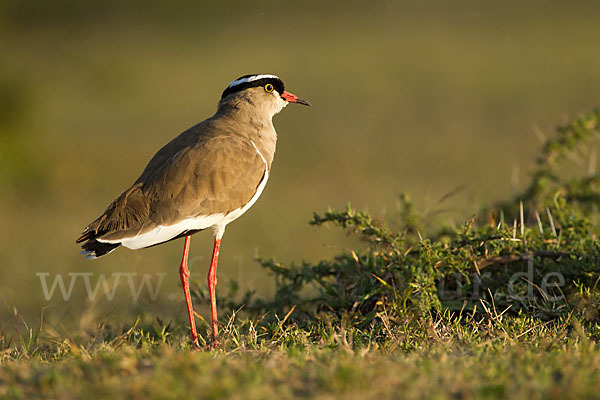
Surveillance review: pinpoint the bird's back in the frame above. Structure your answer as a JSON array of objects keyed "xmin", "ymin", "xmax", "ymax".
[{"xmin": 77, "ymin": 115, "xmax": 270, "ymax": 256}]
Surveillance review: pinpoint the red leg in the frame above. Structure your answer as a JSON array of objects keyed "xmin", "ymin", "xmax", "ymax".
[
  {"xmin": 207, "ymin": 237, "xmax": 221, "ymax": 348},
  {"xmin": 179, "ymin": 235, "xmax": 200, "ymax": 349}
]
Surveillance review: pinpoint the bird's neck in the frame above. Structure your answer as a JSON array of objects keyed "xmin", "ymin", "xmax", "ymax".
[
  {"xmin": 216, "ymin": 92, "xmax": 283, "ymax": 122},
  {"xmin": 216, "ymin": 102, "xmax": 274, "ymax": 128},
  {"xmin": 215, "ymin": 97, "xmax": 278, "ymax": 167}
]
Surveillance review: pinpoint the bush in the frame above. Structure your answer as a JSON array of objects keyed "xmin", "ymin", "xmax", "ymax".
[{"xmin": 226, "ymin": 109, "xmax": 600, "ymax": 338}]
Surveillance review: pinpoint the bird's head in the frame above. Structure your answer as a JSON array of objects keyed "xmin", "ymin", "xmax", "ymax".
[{"xmin": 219, "ymin": 74, "xmax": 310, "ymax": 117}]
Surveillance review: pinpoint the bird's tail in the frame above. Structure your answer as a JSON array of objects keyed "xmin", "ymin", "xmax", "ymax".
[{"xmin": 76, "ymin": 231, "xmax": 120, "ymax": 259}]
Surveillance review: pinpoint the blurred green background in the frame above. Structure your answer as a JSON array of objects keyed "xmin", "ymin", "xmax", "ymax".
[{"xmin": 1, "ymin": 0, "xmax": 599, "ymax": 331}]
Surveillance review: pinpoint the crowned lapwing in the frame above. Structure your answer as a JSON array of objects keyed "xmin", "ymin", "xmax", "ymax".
[{"xmin": 76, "ymin": 74, "xmax": 310, "ymax": 348}]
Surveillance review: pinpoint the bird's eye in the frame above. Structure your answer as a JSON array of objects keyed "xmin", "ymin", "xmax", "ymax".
[{"xmin": 264, "ymin": 84, "xmax": 274, "ymax": 93}]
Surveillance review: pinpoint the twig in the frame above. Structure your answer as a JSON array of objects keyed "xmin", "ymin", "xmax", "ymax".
[{"xmin": 477, "ymin": 251, "xmax": 571, "ymax": 269}]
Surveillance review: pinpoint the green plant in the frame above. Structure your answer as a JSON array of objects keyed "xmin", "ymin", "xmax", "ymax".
[{"xmin": 225, "ymin": 110, "xmax": 600, "ymax": 339}]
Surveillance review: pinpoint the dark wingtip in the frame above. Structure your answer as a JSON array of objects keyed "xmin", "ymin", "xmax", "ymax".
[
  {"xmin": 80, "ymin": 238, "xmax": 120, "ymax": 258},
  {"xmin": 76, "ymin": 230, "xmax": 95, "ymax": 244}
]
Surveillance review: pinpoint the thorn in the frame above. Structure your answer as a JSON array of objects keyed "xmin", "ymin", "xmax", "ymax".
[
  {"xmin": 531, "ymin": 124, "xmax": 547, "ymax": 143},
  {"xmin": 473, "ymin": 259, "xmax": 481, "ymax": 276},
  {"xmin": 519, "ymin": 201, "xmax": 525, "ymax": 237},
  {"xmin": 534, "ymin": 210, "xmax": 544, "ymax": 237},
  {"xmin": 351, "ymin": 250, "xmax": 359, "ymax": 264},
  {"xmin": 588, "ymin": 148, "xmax": 597, "ymax": 176},
  {"xmin": 512, "ymin": 218, "xmax": 517, "ymax": 239},
  {"xmin": 564, "ymin": 148, "xmax": 584, "ymax": 167},
  {"xmin": 546, "ymin": 207, "xmax": 557, "ymax": 238},
  {"xmin": 511, "ymin": 165, "xmax": 520, "ymax": 189}
]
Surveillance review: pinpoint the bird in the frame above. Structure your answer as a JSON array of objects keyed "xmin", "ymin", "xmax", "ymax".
[{"xmin": 76, "ymin": 74, "xmax": 310, "ymax": 348}]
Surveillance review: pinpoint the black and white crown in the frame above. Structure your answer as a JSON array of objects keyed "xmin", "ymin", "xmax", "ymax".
[{"xmin": 221, "ymin": 74, "xmax": 285, "ymax": 99}]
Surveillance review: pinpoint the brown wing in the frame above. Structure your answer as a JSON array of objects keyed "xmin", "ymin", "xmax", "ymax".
[
  {"xmin": 77, "ymin": 122, "xmax": 266, "ymax": 244},
  {"xmin": 140, "ymin": 133, "xmax": 266, "ymax": 225}
]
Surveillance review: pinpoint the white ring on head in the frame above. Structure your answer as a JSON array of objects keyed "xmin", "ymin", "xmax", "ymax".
[{"xmin": 228, "ymin": 74, "xmax": 280, "ymax": 89}]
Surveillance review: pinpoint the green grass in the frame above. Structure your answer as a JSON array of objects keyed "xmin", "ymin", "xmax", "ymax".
[
  {"xmin": 1, "ymin": 315, "xmax": 599, "ymax": 399},
  {"xmin": 2, "ymin": 110, "xmax": 600, "ymax": 398}
]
